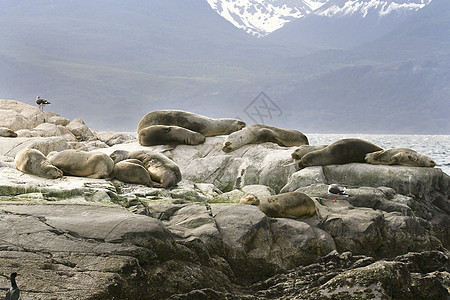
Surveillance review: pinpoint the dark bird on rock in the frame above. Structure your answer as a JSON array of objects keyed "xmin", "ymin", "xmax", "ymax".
[
  {"xmin": 36, "ymin": 96, "xmax": 51, "ymax": 111},
  {"xmin": 5, "ymin": 272, "xmax": 20, "ymax": 300},
  {"xmin": 328, "ymin": 184, "xmax": 349, "ymax": 196}
]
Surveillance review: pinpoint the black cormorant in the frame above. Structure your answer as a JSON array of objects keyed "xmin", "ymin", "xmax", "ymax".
[{"xmin": 5, "ymin": 272, "xmax": 20, "ymax": 300}]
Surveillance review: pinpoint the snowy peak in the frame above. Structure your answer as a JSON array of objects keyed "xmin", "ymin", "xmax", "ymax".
[
  {"xmin": 206, "ymin": 0, "xmax": 328, "ymax": 37},
  {"xmin": 206, "ymin": 0, "xmax": 433, "ymax": 37},
  {"xmin": 315, "ymin": 0, "xmax": 433, "ymax": 18}
]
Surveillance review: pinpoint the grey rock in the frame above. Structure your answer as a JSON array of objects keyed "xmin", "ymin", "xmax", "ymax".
[
  {"xmin": 67, "ymin": 118, "xmax": 96, "ymax": 141},
  {"xmin": 95, "ymin": 130, "xmax": 137, "ymax": 146},
  {"xmin": 0, "ymin": 136, "xmax": 71, "ymax": 158}
]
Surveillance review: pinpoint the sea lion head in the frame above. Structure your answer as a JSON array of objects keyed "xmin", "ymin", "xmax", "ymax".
[
  {"xmin": 239, "ymin": 194, "xmax": 260, "ymax": 206},
  {"xmin": 44, "ymin": 164, "xmax": 64, "ymax": 179},
  {"xmin": 233, "ymin": 120, "xmax": 246, "ymax": 131},
  {"xmin": 110, "ymin": 150, "xmax": 130, "ymax": 163},
  {"xmin": 46, "ymin": 166, "xmax": 63, "ymax": 179}
]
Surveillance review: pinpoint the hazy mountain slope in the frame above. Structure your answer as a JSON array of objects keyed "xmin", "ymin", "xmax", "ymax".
[
  {"xmin": 271, "ymin": 0, "xmax": 450, "ymax": 133},
  {"xmin": 0, "ymin": 0, "xmax": 295, "ymax": 130},
  {"xmin": 357, "ymin": 0, "xmax": 450, "ymax": 60},
  {"xmin": 267, "ymin": 0, "xmax": 434, "ymax": 49},
  {"xmin": 0, "ymin": 0, "xmax": 447, "ymax": 133}
]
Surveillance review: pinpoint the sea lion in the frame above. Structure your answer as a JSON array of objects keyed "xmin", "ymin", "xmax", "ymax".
[
  {"xmin": 240, "ymin": 192, "xmax": 316, "ymax": 218},
  {"xmin": 14, "ymin": 148, "xmax": 63, "ymax": 179},
  {"xmin": 112, "ymin": 159, "xmax": 154, "ymax": 187},
  {"xmin": 298, "ymin": 138, "xmax": 383, "ymax": 168},
  {"xmin": 47, "ymin": 149, "xmax": 114, "ymax": 179},
  {"xmin": 110, "ymin": 150, "xmax": 181, "ymax": 188},
  {"xmin": 365, "ymin": 148, "xmax": 436, "ymax": 167},
  {"xmin": 138, "ymin": 125, "xmax": 206, "ymax": 146},
  {"xmin": 291, "ymin": 145, "xmax": 328, "ymax": 160},
  {"xmin": 0, "ymin": 127, "xmax": 17, "ymax": 138},
  {"xmin": 222, "ymin": 124, "xmax": 309, "ymax": 153},
  {"xmin": 137, "ymin": 110, "xmax": 246, "ymax": 137}
]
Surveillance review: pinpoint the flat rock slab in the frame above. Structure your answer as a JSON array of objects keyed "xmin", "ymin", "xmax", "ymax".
[
  {"xmin": 0, "ymin": 204, "xmax": 172, "ymax": 299},
  {"xmin": 0, "ymin": 204, "xmax": 171, "ymax": 244}
]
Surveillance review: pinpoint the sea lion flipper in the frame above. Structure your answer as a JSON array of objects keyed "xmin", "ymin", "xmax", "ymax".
[{"xmin": 161, "ymin": 145, "xmax": 177, "ymax": 152}]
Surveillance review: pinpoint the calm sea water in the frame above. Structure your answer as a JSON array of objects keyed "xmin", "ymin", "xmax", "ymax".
[{"xmin": 306, "ymin": 134, "xmax": 450, "ymax": 175}]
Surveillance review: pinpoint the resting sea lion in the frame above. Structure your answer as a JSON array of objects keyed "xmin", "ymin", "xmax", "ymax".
[
  {"xmin": 137, "ymin": 110, "xmax": 246, "ymax": 136},
  {"xmin": 110, "ymin": 150, "xmax": 181, "ymax": 188},
  {"xmin": 222, "ymin": 124, "xmax": 309, "ymax": 153},
  {"xmin": 365, "ymin": 148, "xmax": 436, "ymax": 167},
  {"xmin": 138, "ymin": 125, "xmax": 205, "ymax": 146},
  {"xmin": 47, "ymin": 149, "xmax": 114, "ymax": 179},
  {"xmin": 240, "ymin": 192, "xmax": 316, "ymax": 218},
  {"xmin": 291, "ymin": 145, "xmax": 328, "ymax": 160},
  {"xmin": 112, "ymin": 159, "xmax": 154, "ymax": 187},
  {"xmin": 0, "ymin": 127, "xmax": 17, "ymax": 138},
  {"xmin": 14, "ymin": 148, "xmax": 63, "ymax": 179},
  {"xmin": 298, "ymin": 138, "xmax": 383, "ymax": 168}
]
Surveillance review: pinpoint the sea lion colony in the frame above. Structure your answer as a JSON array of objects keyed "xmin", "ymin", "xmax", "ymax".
[{"xmin": 13, "ymin": 110, "xmax": 436, "ymax": 212}]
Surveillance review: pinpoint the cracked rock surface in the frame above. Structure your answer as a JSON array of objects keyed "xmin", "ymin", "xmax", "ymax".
[{"xmin": 0, "ymin": 100, "xmax": 449, "ymax": 299}]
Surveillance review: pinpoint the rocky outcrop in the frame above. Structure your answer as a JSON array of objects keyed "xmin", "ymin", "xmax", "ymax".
[
  {"xmin": 249, "ymin": 250, "xmax": 450, "ymax": 299},
  {"xmin": 0, "ymin": 99, "xmax": 448, "ymax": 299},
  {"xmin": 0, "ymin": 100, "xmax": 137, "ymax": 159},
  {"xmin": 282, "ymin": 163, "xmax": 450, "ymax": 250}
]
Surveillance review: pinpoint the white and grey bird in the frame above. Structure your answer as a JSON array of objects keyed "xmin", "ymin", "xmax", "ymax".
[
  {"xmin": 328, "ymin": 184, "xmax": 349, "ymax": 196},
  {"xmin": 5, "ymin": 272, "xmax": 20, "ymax": 300},
  {"xmin": 36, "ymin": 96, "xmax": 51, "ymax": 111}
]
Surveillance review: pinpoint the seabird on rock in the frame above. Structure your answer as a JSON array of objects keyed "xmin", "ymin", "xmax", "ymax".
[
  {"xmin": 36, "ymin": 96, "xmax": 51, "ymax": 111},
  {"xmin": 5, "ymin": 272, "xmax": 20, "ymax": 300},
  {"xmin": 328, "ymin": 184, "xmax": 349, "ymax": 196}
]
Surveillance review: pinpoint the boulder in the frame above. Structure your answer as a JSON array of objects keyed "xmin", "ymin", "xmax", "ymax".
[
  {"xmin": 0, "ymin": 109, "xmax": 32, "ymax": 131},
  {"xmin": 0, "ymin": 136, "xmax": 71, "ymax": 158},
  {"xmin": 282, "ymin": 163, "xmax": 450, "ymax": 222},
  {"xmin": 241, "ymin": 184, "xmax": 275, "ymax": 198},
  {"xmin": 322, "ymin": 164, "xmax": 449, "ymax": 206},
  {"xmin": 0, "ymin": 204, "xmax": 176, "ymax": 299},
  {"xmin": 251, "ymin": 250, "xmax": 449, "ymax": 300},
  {"xmin": 212, "ymin": 204, "xmax": 335, "ymax": 283},
  {"xmin": 95, "ymin": 131, "xmax": 137, "ymax": 146},
  {"xmin": 67, "ymin": 118, "xmax": 96, "ymax": 141},
  {"xmin": 48, "ymin": 115, "xmax": 70, "ymax": 126},
  {"xmin": 0, "ymin": 100, "xmax": 60, "ymax": 129},
  {"xmin": 281, "ymin": 166, "xmax": 326, "ymax": 193},
  {"xmin": 167, "ymin": 137, "xmax": 297, "ymax": 193},
  {"xmin": 17, "ymin": 123, "xmax": 77, "ymax": 141},
  {"xmin": 211, "ymin": 189, "xmax": 244, "ymax": 203}
]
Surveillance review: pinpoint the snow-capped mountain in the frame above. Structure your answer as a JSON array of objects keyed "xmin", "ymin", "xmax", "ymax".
[
  {"xmin": 207, "ymin": 0, "xmax": 433, "ymax": 36},
  {"xmin": 206, "ymin": 0, "xmax": 328, "ymax": 37},
  {"xmin": 315, "ymin": 0, "xmax": 433, "ymax": 18}
]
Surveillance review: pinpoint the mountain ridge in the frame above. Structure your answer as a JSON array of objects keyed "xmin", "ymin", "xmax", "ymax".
[{"xmin": 207, "ymin": 0, "xmax": 433, "ymax": 37}]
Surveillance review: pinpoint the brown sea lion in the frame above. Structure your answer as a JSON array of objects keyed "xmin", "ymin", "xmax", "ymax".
[
  {"xmin": 110, "ymin": 150, "xmax": 181, "ymax": 188},
  {"xmin": 112, "ymin": 159, "xmax": 155, "ymax": 187},
  {"xmin": 222, "ymin": 124, "xmax": 309, "ymax": 153},
  {"xmin": 298, "ymin": 138, "xmax": 383, "ymax": 168},
  {"xmin": 47, "ymin": 149, "xmax": 114, "ymax": 179},
  {"xmin": 240, "ymin": 192, "xmax": 316, "ymax": 218},
  {"xmin": 14, "ymin": 148, "xmax": 63, "ymax": 179},
  {"xmin": 138, "ymin": 125, "xmax": 206, "ymax": 146},
  {"xmin": 365, "ymin": 148, "xmax": 436, "ymax": 167},
  {"xmin": 137, "ymin": 110, "xmax": 245, "ymax": 137},
  {"xmin": 291, "ymin": 145, "xmax": 328, "ymax": 160}
]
